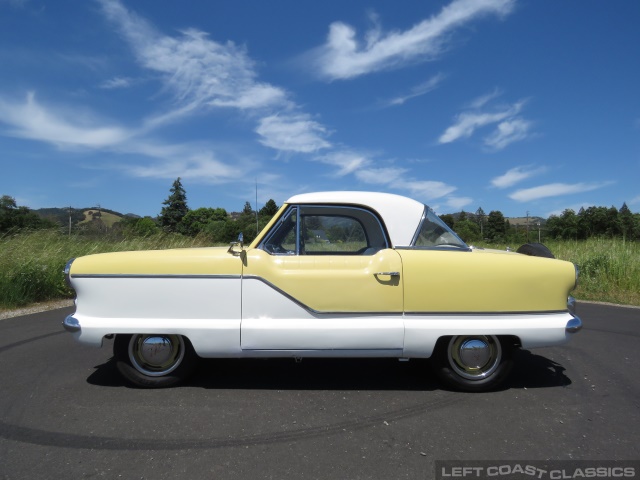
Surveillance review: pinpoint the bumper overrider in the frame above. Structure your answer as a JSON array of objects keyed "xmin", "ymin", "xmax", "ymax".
[
  {"xmin": 566, "ymin": 295, "xmax": 583, "ymax": 333},
  {"xmin": 62, "ymin": 258, "xmax": 80, "ymax": 333},
  {"xmin": 63, "ymin": 315, "xmax": 81, "ymax": 333}
]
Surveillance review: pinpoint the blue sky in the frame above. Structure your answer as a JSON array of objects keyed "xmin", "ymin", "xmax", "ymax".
[{"xmin": 1, "ymin": 0, "xmax": 638, "ymax": 218}]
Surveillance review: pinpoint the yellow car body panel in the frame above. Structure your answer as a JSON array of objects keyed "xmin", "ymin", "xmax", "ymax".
[
  {"xmin": 399, "ymin": 248, "xmax": 576, "ymax": 313},
  {"xmin": 70, "ymin": 247, "xmax": 243, "ymax": 276},
  {"xmin": 243, "ymin": 248, "xmax": 403, "ymax": 313}
]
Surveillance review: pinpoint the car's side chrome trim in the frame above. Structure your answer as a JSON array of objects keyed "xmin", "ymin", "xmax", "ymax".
[
  {"xmin": 395, "ymin": 246, "xmax": 472, "ymax": 252},
  {"xmin": 70, "ymin": 274, "xmax": 242, "ymax": 279},
  {"xmin": 404, "ymin": 310, "xmax": 569, "ymax": 316},
  {"xmin": 242, "ymin": 275, "xmax": 398, "ymax": 316}
]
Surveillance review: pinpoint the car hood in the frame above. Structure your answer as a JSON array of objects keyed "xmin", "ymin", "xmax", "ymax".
[{"xmin": 69, "ymin": 247, "xmax": 243, "ymax": 276}]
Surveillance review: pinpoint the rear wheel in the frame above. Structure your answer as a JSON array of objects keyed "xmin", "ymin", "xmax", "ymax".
[
  {"xmin": 114, "ymin": 334, "xmax": 198, "ymax": 388},
  {"xmin": 432, "ymin": 335, "xmax": 514, "ymax": 392}
]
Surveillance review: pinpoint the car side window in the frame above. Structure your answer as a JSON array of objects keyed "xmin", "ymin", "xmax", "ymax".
[
  {"xmin": 302, "ymin": 215, "xmax": 367, "ymax": 254},
  {"xmin": 260, "ymin": 205, "xmax": 388, "ymax": 255}
]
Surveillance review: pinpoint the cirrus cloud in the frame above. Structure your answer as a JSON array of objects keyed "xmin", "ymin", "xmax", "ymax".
[
  {"xmin": 491, "ymin": 165, "xmax": 546, "ymax": 189},
  {"xmin": 509, "ymin": 182, "xmax": 613, "ymax": 202},
  {"xmin": 309, "ymin": 0, "xmax": 515, "ymax": 80}
]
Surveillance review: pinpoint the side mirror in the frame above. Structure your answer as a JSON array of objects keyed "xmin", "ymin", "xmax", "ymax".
[{"xmin": 227, "ymin": 232, "xmax": 244, "ymax": 256}]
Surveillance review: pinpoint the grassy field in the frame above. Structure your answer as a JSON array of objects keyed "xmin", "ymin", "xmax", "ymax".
[
  {"xmin": 1, "ymin": 231, "xmax": 639, "ymax": 309},
  {"xmin": 0, "ymin": 230, "xmax": 217, "ymax": 309},
  {"xmin": 477, "ymin": 238, "xmax": 640, "ymax": 306}
]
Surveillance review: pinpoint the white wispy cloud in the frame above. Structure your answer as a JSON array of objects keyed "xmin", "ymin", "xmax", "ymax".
[
  {"xmin": 385, "ymin": 73, "xmax": 446, "ymax": 107},
  {"xmin": 438, "ymin": 99, "xmax": 527, "ymax": 146},
  {"xmin": 491, "ymin": 165, "xmax": 546, "ymax": 189},
  {"xmin": 256, "ymin": 114, "xmax": 332, "ymax": 153},
  {"xmin": 349, "ymin": 162, "xmax": 458, "ymax": 202},
  {"xmin": 0, "ymin": 92, "xmax": 245, "ymax": 185},
  {"xmin": 509, "ymin": 182, "xmax": 612, "ymax": 202},
  {"xmin": 100, "ymin": 76, "xmax": 134, "ymax": 89},
  {"xmin": 0, "ymin": 92, "xmax": 130, "ymax": 148},
  {"xmin": 123, "ymin": 153, "xmax": 240, "ymax": 184},
  {"xmin": 467, "ymin": 88, "xmax": 502, "ymax": 109},
  {"xmin": 98, "ymin": 0, "xmax": 288, "ymax": 121},
  {"xmin": 445, "ymin": 196, "xmax": 473, "ymax": 210},
  {"xmin": 309, "ymin": 0, "xmax": 515, "ymax": 80},
  {"xmin": 354, "ymin": 166, "xmax": 407, "ymax": 184},
  {"xmin": 438, "ymin": 90, "xmax": 534, "ymax": 151},
  {"xmin": 483, "ymin": 118, "xmax": 532, "ymax": 150},
  {"xmin": 315, "ymin": 151, "xmax": 372, "ymax": 176}
]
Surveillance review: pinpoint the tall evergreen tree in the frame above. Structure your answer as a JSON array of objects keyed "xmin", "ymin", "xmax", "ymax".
[
  {"xmin": 475, "ymin": 207, "xmax": 486, "ymax": 237},
  {"xmin": 619, "ymin": 202, "xmax": 634, "ymax": 240},
  {"xmin": 259, "ymin": 199, "xmax": 279, "ymax": 217},
  {"xmin": 486, "ymin": 210, "xmax": 506, "ymax": 241},
  {"xmin": 159, "ymin": 178, "xmax": 189, "ymax": 233}
]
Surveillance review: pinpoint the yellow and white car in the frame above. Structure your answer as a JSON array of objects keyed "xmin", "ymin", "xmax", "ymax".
[{"xmin": 63, "ymin": 191, "xmax": 582, "ymax": 391}]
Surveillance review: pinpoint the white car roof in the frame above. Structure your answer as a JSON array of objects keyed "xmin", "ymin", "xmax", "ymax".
[{"xmin": 285, "ymin": 191, "xmax": 425, "ymax": 247}]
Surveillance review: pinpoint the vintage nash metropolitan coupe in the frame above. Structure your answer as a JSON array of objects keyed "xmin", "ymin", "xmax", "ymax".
[{"xmin": 63, "ymin": 191, "xmax": 582, "ymax": 391}]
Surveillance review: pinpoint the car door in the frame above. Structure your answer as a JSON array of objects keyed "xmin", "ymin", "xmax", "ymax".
[{"xmin": 241, "ymin": 205, "xmax": 404, "ymax": 351}]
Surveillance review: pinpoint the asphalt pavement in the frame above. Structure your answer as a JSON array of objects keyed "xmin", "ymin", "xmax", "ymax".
[{"xmin": 0, "ymin": 303, "xmax": 638, "ymax": 479}]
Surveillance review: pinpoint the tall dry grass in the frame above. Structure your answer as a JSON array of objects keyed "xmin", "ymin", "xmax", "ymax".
[
  {"xmin": 480, "ymin": 238, "xmax": 640, "ymax": 306},
  {"xmin": 0, "ymin": 230, "xmax": 217, "ymax": 308},
  {"xmin": 1, "ymin": 231, "xmax": 639, "ymax": 309}
]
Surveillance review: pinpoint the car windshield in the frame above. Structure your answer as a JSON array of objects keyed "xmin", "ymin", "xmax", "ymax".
[{"xmin": 412, "ymin": 208, "xmax": 469, "ymax": 249}]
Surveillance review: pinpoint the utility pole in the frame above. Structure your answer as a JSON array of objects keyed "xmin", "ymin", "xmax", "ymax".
[
  {"xmin": 537, "ymin": 222, "xmax": 541, "ymax": 242},
  {"xmin": 255, "ymin": 179, "xmax": 259, "ymax": 237},
  {"xmin": 68, "ymin": 206, "xmax": 72, "ymax": 237},
  {"xmin": 526, "ymin": 210, "xmax": 530, "ymax": 242}
]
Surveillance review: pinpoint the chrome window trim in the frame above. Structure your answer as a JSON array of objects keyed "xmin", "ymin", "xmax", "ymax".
[
  {"xmin": 259, "ymin": 206, "xmax": 298, "ymax": 256},
  {"xmin": 409, "ymin": 205, "xmax": 469, "ymax": 250},
  {"xmin": 259, "ymin": 204, "xmax": 390, "ymax": 255},
  {"xmin": 410, "ymin": 207, "xmax": 428, "ymax": 246}
]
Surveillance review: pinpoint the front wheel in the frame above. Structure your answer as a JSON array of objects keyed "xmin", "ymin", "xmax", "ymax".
[
  {"xmin": 431, "ymin": 335, "xmax": 514, "ymax": 392},
  {"xmin": 114, "ymin": 334, "xmax": 198, "ymax": 388}
]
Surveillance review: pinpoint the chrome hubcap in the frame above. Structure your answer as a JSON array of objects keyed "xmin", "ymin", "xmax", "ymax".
[
  {"xmin": 448, "ymin": 335, "xmax": 501, "ymax": 380},
  {"xmin": 129, "ymin": 334, "xmax": 185, "ymax": 377}
]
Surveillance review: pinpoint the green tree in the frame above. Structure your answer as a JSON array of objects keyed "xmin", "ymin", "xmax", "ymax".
[
  {"xmin": 486, "ymin": 210, "xmax": 506, "ymax": 242},
  {"xmin": 453, "ymin": 219, "xmax": 481, "ymax": 243},
  {"xmin": 159, "ymin": 178, "xmax": 189, "ymax": 233},
  {"xmin": 0, "ymin": 195, "xmax": 55, "ymax": 233},
  {"xmin": 182, "ymin": 208, "xmax": 229, "ymax": 236},
  {"xmin": 619, "ymin": 202, "xmax": 634, "ymax": 241},
  {"xmin": 259, "ymin": 199, "xmax": 279, "ymax": 217},
  {"xmin": 242, "ymin": 201, "xmax": 253, "ymax": 215},
  {"xmin": 475, "ymin": 207, "xmax": 486, "ymax": 238},
  {"xmin": 439, "ymin": 214, "xmax": 455, "ymax": 229},
  {"xmin": 236, "ymin": 201, "xmax": 259, "ymax": 242}
]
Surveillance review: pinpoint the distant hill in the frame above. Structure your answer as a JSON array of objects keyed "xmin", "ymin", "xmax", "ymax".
[{"xmin": 34, "ymin": 207, "xmax": 140, "ymax": 227}]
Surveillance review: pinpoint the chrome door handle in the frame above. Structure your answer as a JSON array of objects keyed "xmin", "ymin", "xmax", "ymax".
[{"xmin": 374, "ymin": 271, "xmax": 400, "ymax": 276}]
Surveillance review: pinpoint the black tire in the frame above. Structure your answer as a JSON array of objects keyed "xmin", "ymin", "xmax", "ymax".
[
  {"xmin": 114, "ymin": 334, "xmax": 198, "ymax": 388},
  {"xmin": 431, "ymin": 335, "xmax": 514, "ymax": 392},
  {"xmin": 516, "ymin": 242, "xmax": 555, "ymax": 258}
]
